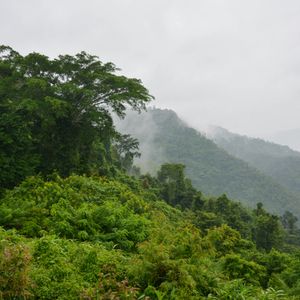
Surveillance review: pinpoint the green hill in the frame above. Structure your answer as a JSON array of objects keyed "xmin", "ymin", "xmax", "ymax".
[
  {"xmin": 209, "ymin": 126, "xmax": 300, "ymax": 196},
  {"xmin": 116, "ymin": 108, "xmax": 300, "ymax": 218}
]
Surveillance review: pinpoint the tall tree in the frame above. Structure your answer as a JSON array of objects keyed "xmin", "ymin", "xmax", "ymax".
[
  {"xmin": 0, "ymin": 45, "xmax": 153, "ymax": 188},
  {"xmin": 253, "ymin": 203, "xmax": 283, "ymax": 251},
  {"xmin": 281, "ymin": 211, "xmax": 298, "ymax": 234},
  {"xmin": 157, "ymin": 163, "xmax": 203, "ymax": 208}
]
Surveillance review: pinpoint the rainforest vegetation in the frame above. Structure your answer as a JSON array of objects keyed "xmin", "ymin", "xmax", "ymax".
[
  {"xmin": 1, "ymin": 46, "xmax": 300, "ymax": 299},
  {"xmin": 210, "ymin": 126, "xmax": 300, "ymax": 197},
  {"xmin": 115, "ymin": 109, "xmax": 300, "ymax": 219}
]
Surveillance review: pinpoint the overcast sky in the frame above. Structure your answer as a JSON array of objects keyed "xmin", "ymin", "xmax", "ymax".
[{"xmin": 2, "ymin": 0, "xmax": 300, "ymax": 138}]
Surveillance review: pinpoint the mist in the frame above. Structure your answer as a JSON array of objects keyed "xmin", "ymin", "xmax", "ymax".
[
  {"xmin": 114, "ymin": 109, "xmax": 167, "ymax": 174},
  {"xmin": 2, "ymin": 0, "xmax": 300, "ymax": 146}
]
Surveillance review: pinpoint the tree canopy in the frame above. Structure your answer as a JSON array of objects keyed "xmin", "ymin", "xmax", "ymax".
[{"xmin": 0, "ymin": 45, "xmax": 153, "ymax": 188}]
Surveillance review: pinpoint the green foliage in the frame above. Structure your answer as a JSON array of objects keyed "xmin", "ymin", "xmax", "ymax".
[
  {"xmin": 281, "ymin": 211, "xmax": 298, "ymax": 234},
  {"xmin": 208, "ymin": 282, "xmax": 289, "ymax": 300},
  {"xmin": 0, "ymin": 175, "xmax": 150, "ymax": 250},
  {"xmin": 222, "ymin": 254, "xmax": 266, "ymax": 285},
  {"xmin": 201, "ymin": 194, "xmax": 253, "ymax": 238},
  {"xmin": 127, "ymin": 213, "xmax": 216, "ymax": 299},
  {"xmin": 116, "ymin": 108, "xmax": 300, "ymax": 219},
  {"xmin": 113, "ymin": 133, "xmax": 141, "ymax": 173},
  {"xmin": 280, "ymin": 251, "xmax": 300, "ymax": 297},
  {"xmin": 204, "ymin": 225, "xmax": 254, "ymax": 257},
  {"xmin": 0, "ymin": 173, "xmax": 300, "ymax": 299},
  {"xmin": 0, "ymin": 229, "xmax": 32, "ymax": 299},
  {"xmin": 157, "ymin": 163, "xmax": 203, "ymax": 209},
  {"xmin": 81, "ymin": 273, "xmax": 140, "ymax": 300},
  {"xmin": 0, "ymin": 45, "xmax": 152, "ymax": 188},
  {"xmin": 0, "ymin": 97, "xmax": 39, "ymax": 190},
  {"xmin": 1, "ymin": 46, "xmax": 300, "ymax": 299},
  {"xmin": 264, "ymin": 249, "xmax": 290, "ymax": 277},
  {"xmin": 30, "ymin": 235, "xmax": 129, "ymax": 299},
  {"xmin": 211, "ymin": 126, "xmax": 300, "ymax": 198},
  {"xmin": 253, "ymin": 203, "xmax": 284, "ymax": 252}
]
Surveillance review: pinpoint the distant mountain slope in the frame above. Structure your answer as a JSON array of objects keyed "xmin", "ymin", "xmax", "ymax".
[
  {"xmin": 116, "ymin": 108, "xmax": 300, "ymax": 218},
  {"xmin": 208, "ymin": 126, "xmax": 300, "ymax": 195},
  {"xmin": 268, "ymin": 128, "xmax": 300, "ymax": 152}
]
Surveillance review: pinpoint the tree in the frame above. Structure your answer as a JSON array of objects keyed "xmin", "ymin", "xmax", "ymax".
[
  {"xmin": 113, "ymin": 133, "xmax": 141, "ymax": 172},
  {"xmin": 0, "ymin": 45, "xmax": 153, "ymax": 188},
  {"xmin": 252, "ymin": 203, "xmax": 283, "ymax": 251},
  {"xmin": 202, "ymin": 195, "xmax": 253, "ymax": 239},
  {"xmin": 281, "ymin": 211, "xmax": 298, "ymax": 234},
  {"xmin": 157, "ymin": 163, "xmax": 203, "ymax": 209},
  {"xmin": 157, "ymin": 163, "xmax": 186, "ymax": 206}
]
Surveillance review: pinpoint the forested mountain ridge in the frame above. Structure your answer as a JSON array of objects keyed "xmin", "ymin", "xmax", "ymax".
[
  {"xmin": 116, "ymin": 108, "xmax": 300, "ymax": 219},
  {"xmin": 208, "ymin": 126, "xmax": 300, "ymax": 196}
]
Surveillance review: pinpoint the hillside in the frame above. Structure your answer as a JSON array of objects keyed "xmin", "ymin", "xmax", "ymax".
[
  {"xmin": 116, "ymin": 108, "xmax": 300, "ymax": 218},
  {"xmin": 208, "ymin": 126, "xmax": 300, "ymax": 196},
  {"xmin": 2, "ymin": 173, "xmax": 300, "ymax": 299}
]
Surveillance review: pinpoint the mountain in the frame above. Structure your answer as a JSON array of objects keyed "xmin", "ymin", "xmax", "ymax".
[
  {"xmin": 115, "ymin": 108, "xmax": 300, "ymax": 218},
  {"xmin": 208, "ymin": 126, "xmax": 300, "ymax": 196}
]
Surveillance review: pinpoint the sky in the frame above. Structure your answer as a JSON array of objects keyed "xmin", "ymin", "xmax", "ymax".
[{"xmin": 1, "ymin": 0, "xmax": 300, "ymax": 139}]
